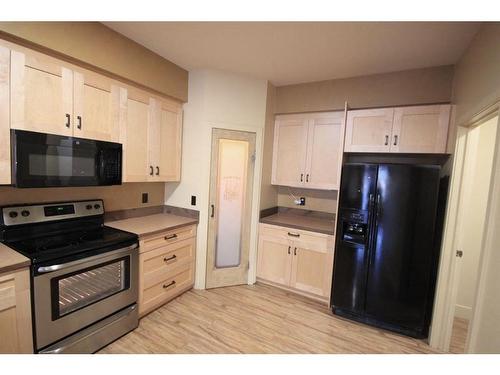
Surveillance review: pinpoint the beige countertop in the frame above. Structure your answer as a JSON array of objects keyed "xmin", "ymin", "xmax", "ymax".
[
  {"xmin": 260, "ymin": 212, "xmax": 336, "ymax": 235},
  {"xmin": 0, "ymin": 243, "xmax": 31, "ymax": 274},
  {"xmin": 105, "ymin": 213, "xmax": 198, "ymax": 237}
]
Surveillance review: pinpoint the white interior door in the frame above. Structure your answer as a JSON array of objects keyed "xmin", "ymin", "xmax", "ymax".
[{"xmin": 206, "ymin": 129, "xmax": 256, "ymax": 289}]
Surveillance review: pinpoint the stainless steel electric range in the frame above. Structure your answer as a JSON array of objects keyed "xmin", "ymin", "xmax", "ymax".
[{"xmin": 0, "ymin": 199, "xmax": 139, "ymax": 354}]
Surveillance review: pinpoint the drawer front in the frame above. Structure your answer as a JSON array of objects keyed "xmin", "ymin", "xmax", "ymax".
[
  {"xmin": 140, "ymin": 224, "xmax": 196, "ymax": 253},
  {"xmin": 142, "ymin": 237, "xmax": 195, "ymax": 275},
  {"xmin": 259, "ymin": 224, "xmax": 333, "ymax": 253},
  {"xmin": 140, "ymin": 262, "xmax": 194, "ymax": 316}
]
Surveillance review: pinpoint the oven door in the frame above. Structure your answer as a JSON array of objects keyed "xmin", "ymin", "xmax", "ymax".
[
  {"xmin": 11, "ymin": 129, "xmax": 122, "ymax": 188},
  {"xmin": 33, "ymin": 244, "xmax": 138, "ymax": 350}
]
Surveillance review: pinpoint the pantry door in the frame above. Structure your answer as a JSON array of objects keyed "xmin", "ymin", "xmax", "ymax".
[{"xmin": 206, "ymin": 129, "xmax": 256, "ymax": 289}]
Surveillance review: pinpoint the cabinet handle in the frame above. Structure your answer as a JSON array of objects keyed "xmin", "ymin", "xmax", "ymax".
[
  {"xmin": 300, "ymin": 173, "xmax": 304, "ymax": 182},
  {"xmin": 164, "ymin": 234, "xmax": 178, "ymax": 240},
  {"xmin": 164, "ymin": 254, "xmax": 177, "ymax": 263},
  {"xmin": 163, "ymin": 280, "xmax": 176, "ymax": 290},
  {"xmin": 393, "ymin": 135, "xmax": 398, "ymax": 146},
  {"xmin": 287, "ymin": 232, "xmax": 300, "ymax": 238},
  {"xmin": 306, "ymin": 174, "xmax": 309, "ymax": 183},
  {"xmin": 65, "ymin": 113, "xmax": 71, "ymax": 128},
  {"xmin": 156, "ymin": 166, "xmax": 160, "ymax": 175},
  {"xmin": 294, "ymin": 247, "xmax": 297, "ymax": 256},
  {"xmin": 384, "ymin": 135, "xmax": 389, "ymax": 145},
  {"xmin": 77, "ymin": 115, "xmax": 82, "ymax": 130},
  {"xmin": 287, "ymin": 246, "xmax": 291, "ymax": 255},
  {"xmin": 149, "ymin": 166, "xmax": 154, "ymax": 176}
]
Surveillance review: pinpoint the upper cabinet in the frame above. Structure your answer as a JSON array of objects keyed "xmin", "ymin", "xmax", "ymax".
[
  {"xmin": 272, "ymin": 111, "xmax": 345, "ymax": 190},
  {"xmin": 10, "ymin": 50, "xmax": 121, "ymax": 142},
  {"xmin": 122, "ymin": 90, "xmax": 183, "ymax": 183},
  {"xmin": 0, "ymin": 45, "xmax": 10, "ymax": 185},
  {"xmin": 344, "ymin": 104, "xmax": 451, "ymax": 154}
]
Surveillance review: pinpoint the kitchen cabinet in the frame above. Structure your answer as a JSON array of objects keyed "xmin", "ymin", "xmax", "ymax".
[
  {"xmin": 272, "ymin": 111, "xmax": 345, "ymax": 190},
  {"xmin": 257, "ymin": 224, "xmax": 334, "ymax": 302},
  {"xmin": 148, "ymin": 98, "xmax": 183, "ymax": 182},
  {"xmin": 10, "ymin": 49, "xmax": 122, "ymax": 142},
  {"xmin": 0, "ymin": 268, "xmax": 33, "ymax": 353},
  {"xmin": 122, "ymin": 91, "xmax": 183, "ymax": 183},
  {"xmin": 0, "ymin": 45, "xmax": 10, "ymax": 185},
  {"xmin": 138, "ymin": 224, "xmax": 196, "ymax": 317},
  {"xmin": 344, "ymin": 104, "xmax": 450, "ymax": 153}
]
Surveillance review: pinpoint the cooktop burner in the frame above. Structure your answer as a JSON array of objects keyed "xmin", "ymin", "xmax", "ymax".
[
  {"xmin": 6, "ymin": 226, "xmax": 137, "ymax": 264},
  {"xmin": 0, "ymin": 199, "xmax": 138, "ymax": 265}
]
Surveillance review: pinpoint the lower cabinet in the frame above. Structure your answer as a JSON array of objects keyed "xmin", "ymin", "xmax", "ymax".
[
  {"xmin": 257, "ymin": 224, "xmax": 334, "ymax": 302},
  {"xmin": 0, "ymin": 268, "xmax": 33, "ymax": 353},
  {"xmin": 138, "ymin": 225, "xmax": 196, "ymax": 317}
]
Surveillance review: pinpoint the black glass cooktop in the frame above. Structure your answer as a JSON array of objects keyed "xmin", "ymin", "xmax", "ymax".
[{"xmin": 5, "ymin": 226, "xmax": 137, "ymax": 265}]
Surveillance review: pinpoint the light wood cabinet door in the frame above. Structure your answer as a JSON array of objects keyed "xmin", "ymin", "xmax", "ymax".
[
  {"xmin": 289, "ymin": 246, "xmax": 333, "ymax": 298},
  {"xmin": 344, "ymin": 108, "xmax": 394, "ymax": 152},
  {"xmin": 10, "ymin": 50, "xmax": 73, "ymax": 136},
  {"xmin": 272, "ymin": 114, "xmax": 309, "ymax": 187},
  {"xmin": 73, "ymin": 70, "xmax": 122, "ymax": 142},
  {"xmin": 147, "ymin": 98, "xmax": 183, "ymax": 182},
  {"xmin": 0, "ymin": 45, "xmax": 10, "ymax": 185},
  {"xmin": 391, "ymin": 105, "xmax": 450, "ymax": 153},
  {"xmin": 257, "ymin": 235, "xmax": 292, "ymax": 286},
  {"xmin": 122, "ymin": 91, "xmax": 151, "ymax": 182},
  {"xmin": 0, "ymin": 268, "xmax": 33, "ymax": 353},
  {"xmin": 305, "ymin": 112, "xmax": 345, "ymax": 190},
  {"xmin": 158, "ymin": 99, "xmax": 183, "ymax": 182}
]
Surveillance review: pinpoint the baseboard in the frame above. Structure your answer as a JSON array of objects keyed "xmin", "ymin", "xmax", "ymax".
[{"xmin": 455, "ymin": 304, "xmax": 472, "ymax": 320}]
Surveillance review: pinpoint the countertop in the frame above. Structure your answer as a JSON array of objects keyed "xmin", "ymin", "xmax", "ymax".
[
  {"xmin": 260, "ymin": 209, "xmax": 336, "ymax": 235},
  {"xmin": 105, "ymin": 213, "xmax": 198, "ymax": 238},
  {"xmin": 0, "ymin": 243, "xmax": 31, "ymax": 274}
]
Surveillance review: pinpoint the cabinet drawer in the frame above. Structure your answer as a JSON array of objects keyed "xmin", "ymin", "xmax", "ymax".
[
  {"xmin": 259, "ymin": 224, "xmax": 333, "ymax": 253},
  {"xmin": 139, "ymin": 224, "xmax": 196, "ymax": 253},
  {"xmin": 140, "ymin": 262, "xmax": 194, "ymax": 316},
  {"xmin": 141, "ymin": 237, "xmax": 195, "ymax": 289}
]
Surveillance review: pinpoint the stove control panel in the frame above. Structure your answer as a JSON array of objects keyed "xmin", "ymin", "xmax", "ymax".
[{"xmin": 1, "ymin": 200, "xmax": 105, "ymax": 226}]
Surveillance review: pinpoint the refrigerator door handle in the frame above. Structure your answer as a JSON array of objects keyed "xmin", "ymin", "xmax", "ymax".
[{"xmin": 376, "ymin": 193, "xmax": 381, "ymax": 219}]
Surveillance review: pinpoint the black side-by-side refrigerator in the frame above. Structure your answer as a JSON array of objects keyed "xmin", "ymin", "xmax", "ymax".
[{"xmin": 331, "ymin": 163, "xmax": 447, "ymax": 338}]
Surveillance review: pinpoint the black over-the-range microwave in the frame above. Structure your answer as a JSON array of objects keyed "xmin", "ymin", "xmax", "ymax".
[{"xmin": 10, "ymin": 129, "xmax": 122, "ymax": 188}]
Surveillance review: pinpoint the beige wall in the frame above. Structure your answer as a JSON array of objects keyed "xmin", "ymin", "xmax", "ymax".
[
  {"xmin": 277, "ymin": 187, "xmax": 337, "ymax": 214},
  {"xmin": 260, "ymin": 82, "xmax": 278, "ymax": 210},
  {"xmin": 275, "ymin": 65, "xmax": 454, "ymax": 114},
  {"xmin": 0, "ymin": 22, "xmax": 188, "ymax": 102},
  {"xmin": 452, "ymin": 23, "xmax": 500, "ymax": 126},
  {"xmin": 447, "ymin": 22, "xmax": 500, "ymax": 353},
  {"xmin": 164, "ymin": 69, "xmax": 268, "ymax": 289},
  {"xmin": 0, "ymin": 182, "xmax": 165, "ymax": 212}
]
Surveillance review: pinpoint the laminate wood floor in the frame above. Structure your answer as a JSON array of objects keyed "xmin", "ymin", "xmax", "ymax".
[
  {"xmin": 449, "ymin": 317, "xmax": 469, "ymax": 354},
  {"xmin": 99, "ymin": 283, "xmax": 442, "ymax": 354}
]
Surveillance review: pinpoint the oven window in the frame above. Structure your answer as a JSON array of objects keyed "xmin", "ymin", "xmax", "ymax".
[
  {"xmin": 29, "ymin": 150, "xmax": 96, "ymax": 177},
  {"xmin": 52, "ymin": 257, "xmax": 130, "ymax": 319}
]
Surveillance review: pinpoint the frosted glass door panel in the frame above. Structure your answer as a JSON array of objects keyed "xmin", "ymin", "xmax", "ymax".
[{"xmin": 215, "ymin": 139, "xmax": 249, "ymax": 268}]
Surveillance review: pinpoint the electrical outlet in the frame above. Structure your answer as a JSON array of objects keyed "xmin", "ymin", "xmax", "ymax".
[
  {"xmin": 300, "ymin": 197, "xmax": 306, "ymax": 206},
  {"xmin": 142, "ymin": 193, "xmax": 148, "ymax": 204}
]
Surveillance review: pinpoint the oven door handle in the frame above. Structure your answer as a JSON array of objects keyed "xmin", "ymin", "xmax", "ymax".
[{"xmin": 36, "ymin": 243, "xmax": 138, "ymax": 274}]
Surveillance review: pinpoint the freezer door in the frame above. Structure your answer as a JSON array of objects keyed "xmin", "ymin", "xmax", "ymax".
[
  {"xmin": 331, "ymin": 164, "xmax": 378, "ymax": 314},
  {"xmin": 339, "ymin": 164, "xmax": 378, "ymax": 211},
  {"xmin": 365, "ymin": 164, "xmax": 440, "ymax": 334}
]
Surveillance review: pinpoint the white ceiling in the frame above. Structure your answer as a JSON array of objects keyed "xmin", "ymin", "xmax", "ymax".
[{"xmin": 104, "ymin": 22, "xmax": 481, "ymax": 86}]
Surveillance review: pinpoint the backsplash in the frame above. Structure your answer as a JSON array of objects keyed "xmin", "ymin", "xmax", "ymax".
[
  {"xmin": 0, "ymin": 182, "xmax": 165, "ymax": 211},
  {"xmin": 277, "ymin": 186, "xmax": 338, "ymax": 213}
]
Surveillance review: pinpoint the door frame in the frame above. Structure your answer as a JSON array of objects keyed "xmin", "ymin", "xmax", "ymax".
[
  {"xmin": 430, "ymin": 102, "xmax": 500, "ymax": 352},
  {"xmin": 205, "ymin": 128, "xmax": 257, "ymax": 288}
]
